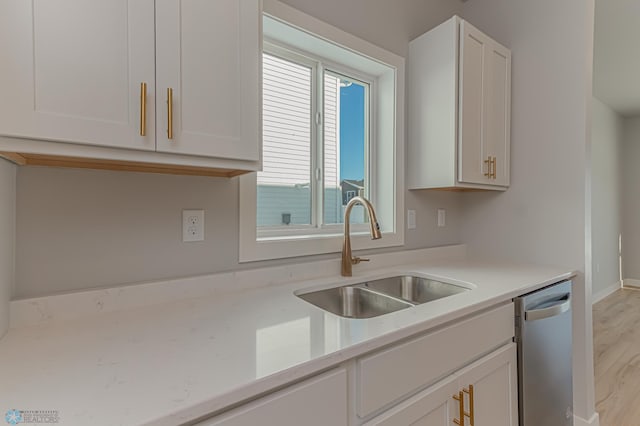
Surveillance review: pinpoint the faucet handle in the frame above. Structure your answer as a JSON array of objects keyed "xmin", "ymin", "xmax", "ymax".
[{"xmin": 353, "ymin": 257, "xmax": 370, "ymax": 264}]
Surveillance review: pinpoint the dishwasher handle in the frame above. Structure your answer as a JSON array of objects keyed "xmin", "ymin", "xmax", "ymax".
[{"xmin": 524, "ymin": 293, "xmax": 571, "ymax": 321}]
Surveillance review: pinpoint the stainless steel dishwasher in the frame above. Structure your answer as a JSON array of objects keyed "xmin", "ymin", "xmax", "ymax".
[{"xmin": 515, "ymin": 280, "xmax": 573, "ymax": 426}]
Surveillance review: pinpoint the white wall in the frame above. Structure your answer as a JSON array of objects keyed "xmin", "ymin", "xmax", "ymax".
[
  {"xmin": 621, "ymin": 116, "xmax": 640, "ymax": 281},
  {"xmin": 591, "ymin": 98, "xmax": 623, "ymax": 298},
  {"xmin": 0, "ymin": 159, "xmax": 15, "ymax": 338},
  {"xmin": 460, "ymin": 0, "xmax": 596, "ymax": 423},
  {"xmin": 14, "ymin": 0, "xmax": 465, "ymax": 299}
]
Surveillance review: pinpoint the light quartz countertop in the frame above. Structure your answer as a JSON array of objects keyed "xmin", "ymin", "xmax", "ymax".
[{"xmin": 0, "ymin": 246, "xmax": 575, "ymax": 426}]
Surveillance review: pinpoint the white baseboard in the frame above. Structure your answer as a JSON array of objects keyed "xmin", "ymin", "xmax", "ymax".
[
  {"xmin": 624, "ymin": 278, "xmax": 640, "ymax": 288},
  {"xmin": 574, "ymin": 412, "xmax": 600, "ymax": 426},
  {"xmin": 592, "ymin": 280, "xmax": 621, "ymax": 304}
]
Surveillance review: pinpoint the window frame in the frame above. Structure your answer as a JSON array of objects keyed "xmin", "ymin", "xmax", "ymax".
[
  {"xmin": 258, "ymin": 42, "xmax": 375, "ymax": 238},
  {"xmin": 239, "ymin": 0, "xmax": 405, "ymax": 262}
]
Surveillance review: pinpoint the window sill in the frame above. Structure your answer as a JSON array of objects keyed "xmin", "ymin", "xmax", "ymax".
[{"xmin": 239, "ymin": 229, "xmax": 404, "ymax": 263}]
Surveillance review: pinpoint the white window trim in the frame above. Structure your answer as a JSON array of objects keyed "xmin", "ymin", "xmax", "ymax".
[{"xmin": 239, "ymin": 0, "xmax": 405, "ymax": 262}]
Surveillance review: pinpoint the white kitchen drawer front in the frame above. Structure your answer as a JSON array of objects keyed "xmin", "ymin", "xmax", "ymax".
[
  {"xmin": 196, "ymin": 367, "xmax": 348, "ymax": 426},
  {"xmin": 155, "ymin": 0, "xmax": 260, "ymax": 162},
  {"xmin": 0, "ymin": 0, "xmax": 156, "ymax": 150},
  {"xmin": 356, "ymin": 302, "xmax": 514, "ymax": 418}
]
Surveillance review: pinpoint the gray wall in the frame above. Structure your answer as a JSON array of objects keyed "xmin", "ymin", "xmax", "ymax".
[
  {"xmin": 622, "ymin": 116, "xmax": 640, "ymax": 280},
  {"xmin": 0, "ymin": 159, "xmax": 15, "ymax": 337},
  {"xmin": 460, "ymin": 0, "xmax": 596, "ymax": 422},
  {"xmin": 278, "ymin": 0, "xmax": 464, "ymax": 57},
  {"xmin": 14, "ymin": 0, "xmax": 465, "ymax": 299},
  {"xmin": 591, "ymin": 97, "xmax": 623, "ymax": 295}
]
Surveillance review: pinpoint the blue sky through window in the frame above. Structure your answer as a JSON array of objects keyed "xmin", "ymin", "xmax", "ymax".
[{"xmin": 339, "ymin": 82, "xmax": 365, "ymax": 181}]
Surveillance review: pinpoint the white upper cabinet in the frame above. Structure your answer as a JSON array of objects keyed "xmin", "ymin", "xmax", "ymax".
[
  {"xmin": 0, "ymin": 0, "xmax": 156, "ymax": 151},
  {"xmin": 155, "ymin": 0, "xmax": 260, "ymax": 161},
  {"xmin": 459, "ymin": 21, "xmax": 511, "ymax": 187},
  {"xmin": 0, "ymin": 0, "xmax": 261, "ymax": 175},
  {"xmin": 408, "ymin": 16, "xmax": 511, "ymax": 191}
]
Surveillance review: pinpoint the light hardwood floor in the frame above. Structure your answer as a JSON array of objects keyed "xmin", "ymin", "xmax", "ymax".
[{"xmin": 593, "ymin": 288, "xmax": 640, "ymax": 426}]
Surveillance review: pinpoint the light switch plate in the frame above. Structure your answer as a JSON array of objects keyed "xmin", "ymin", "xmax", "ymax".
[
  {"xmin": 407, "ymin": 210, "xmax": 416, "ymax": 229},
  {"xmin": 183, "ymin": 210, "xmax": 205, "ymax": 242},
  {"xmin": 437, "ymin": 209, "xmax": 446, "ymax": 227}
]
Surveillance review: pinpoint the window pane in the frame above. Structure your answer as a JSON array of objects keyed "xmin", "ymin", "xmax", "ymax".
[
  {"xmin": 258, "ymin": 53, "xmax": 313, "ymax": 227},
  {"xmin": 324, "ymin": 72, "xmax": 368, "ymax": 225}
]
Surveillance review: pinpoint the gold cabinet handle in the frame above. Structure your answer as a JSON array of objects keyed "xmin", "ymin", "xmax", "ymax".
[
  {"xmin": 463, "ymin": 385, "xmax": 475, "ymax": 425},
  {"xmin": 167, "ymin": 88, "xmax": 174, "ymax": 139},
  {"xmin": 484, "ymin": 156, "xmax": 492, "ymax": 178},
  {"xmin": 453, "ymin": 391, "xmax": 465, "ymax": 426},
  {"xmin": 491, "ymin": 157, "xmax": 497, "ymax": 179},
  {"xmin": 139, "ymin": 82, "xmax": 147, "ymax": 136}
]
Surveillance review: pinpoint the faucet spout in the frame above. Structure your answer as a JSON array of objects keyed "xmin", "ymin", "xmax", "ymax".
[{"xmin": 341, "ymin": 196, "xmax": 382, "ymax": 277}]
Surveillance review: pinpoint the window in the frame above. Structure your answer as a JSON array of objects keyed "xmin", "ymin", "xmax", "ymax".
[
  {"xmin": 258, "ymin": 52, "xmax": 314, "ymax": 228},
  {"xmin": 239, "ymin": 3, "xmax": 404, "ymax": 261},
  {"xmin": 257, "ymin": 49, "xmax": 370, "ymax": 233}
]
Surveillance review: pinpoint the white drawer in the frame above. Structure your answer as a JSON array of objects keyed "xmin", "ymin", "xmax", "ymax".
[
  {"xmin": 197, "ymin": 367, "xmax": 348, "ymax": 426},
  {"xmin": 357, "ymin": 302, "xmax": 514, "ymax": 417}
]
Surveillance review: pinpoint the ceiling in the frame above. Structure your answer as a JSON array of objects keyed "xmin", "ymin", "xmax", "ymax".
[{"xmin": 594, "ymin": 0, "xmax": 640, "ymax": 117}]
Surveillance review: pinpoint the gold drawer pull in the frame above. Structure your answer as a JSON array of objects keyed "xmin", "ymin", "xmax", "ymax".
[
  {"xmin": 491, "ymin": 157, "xmax": 497, "ymax": 179},
  {"xmin": 167, "ymin": 88, "xmax": 174, "ymax": 139},
  {"xmin": 453, "ymin": 390, "xmax": 465, "ymax": 426},
  {"xmin": 463, "ymin": 385, "xmax": 475, "ymax": 425},
  {"xmin": 139, "ymin": 82, "xmax": 147, "ymax": 136},
  {"xmin": 484, "ymin": 156, "xmax": 492, "ymax": 178}
]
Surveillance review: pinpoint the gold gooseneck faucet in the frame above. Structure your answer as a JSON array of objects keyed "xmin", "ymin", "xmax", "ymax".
[{"xmin": 341, "ymin": 196, "xmax": 382, "ymax": 277}]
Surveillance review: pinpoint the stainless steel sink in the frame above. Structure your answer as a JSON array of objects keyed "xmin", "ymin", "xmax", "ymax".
[
  {"xmin": 296, "ymin": 276, "xmax": 468, "ymax": 319},
  {"xmin": 297, "ymin": 286, "xmax": 412, "ymax": 319},
  {"xmin": 360, "ymin": 275, "xmax": 468, "ymax": 304}
]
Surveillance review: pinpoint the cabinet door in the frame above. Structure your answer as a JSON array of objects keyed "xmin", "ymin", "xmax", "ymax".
[
  {"xmin": 483, "ymin": 37, "xmax": 511, "ymax": 186},
  {"xmin": 457, "ymin": 343, "xmax": 518, "ymax": 426},
  {"xmin": 458, "ymin": 21, "xmax": 511, "ymax": 187},
  {"xmin": 196, "ymin": 368, "xmax": 348, "ymax": 426},
  {"xmin": 363, "ymin": 375, "xmax": 459, "ymax": 426},
  {"xmin": 155, "ymin": 0, "xmax": 260, "ymax": 162},
  {"xmin": 0, "ymin": 0, "xmax": 156, "ymax": 150}
]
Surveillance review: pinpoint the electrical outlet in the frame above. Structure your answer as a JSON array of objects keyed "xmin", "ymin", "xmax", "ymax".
[{"xmin": 183, "ymin": 210, "xmax": 205, "ymax": 242}]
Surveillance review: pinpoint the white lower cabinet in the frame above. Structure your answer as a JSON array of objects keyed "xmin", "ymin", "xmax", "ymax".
[
  {"xmin": 196, "ymin": 303, "xmax": 517, "ymax": 426},
  {"xmin": 196, "ymin": 367, "xmax": 348, "ymax": 426},
  {"xmin": 362, "ymin": 373, "xmax": 460, "ymax": 426},
  {"xmin": 356, "ymin": 303, "xmax": 514, "ymax": 417},
  {"xmin": 458, "ymin": 344, "xmax": 518, "ymax": 426},
  {"xmin": 364, "ymin": 344, "xmax": 518, "ymax": 426}
]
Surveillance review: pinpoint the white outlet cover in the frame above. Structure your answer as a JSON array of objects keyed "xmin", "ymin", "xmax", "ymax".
[{"xmin": 183, "ymin": 210, "xmax": 205, "ymax": 242}]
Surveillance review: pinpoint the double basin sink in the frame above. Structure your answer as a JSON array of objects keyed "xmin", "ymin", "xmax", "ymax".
[{"xmin": 297, "ymin": 275, "xmax": 469, "ymax": 319}]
